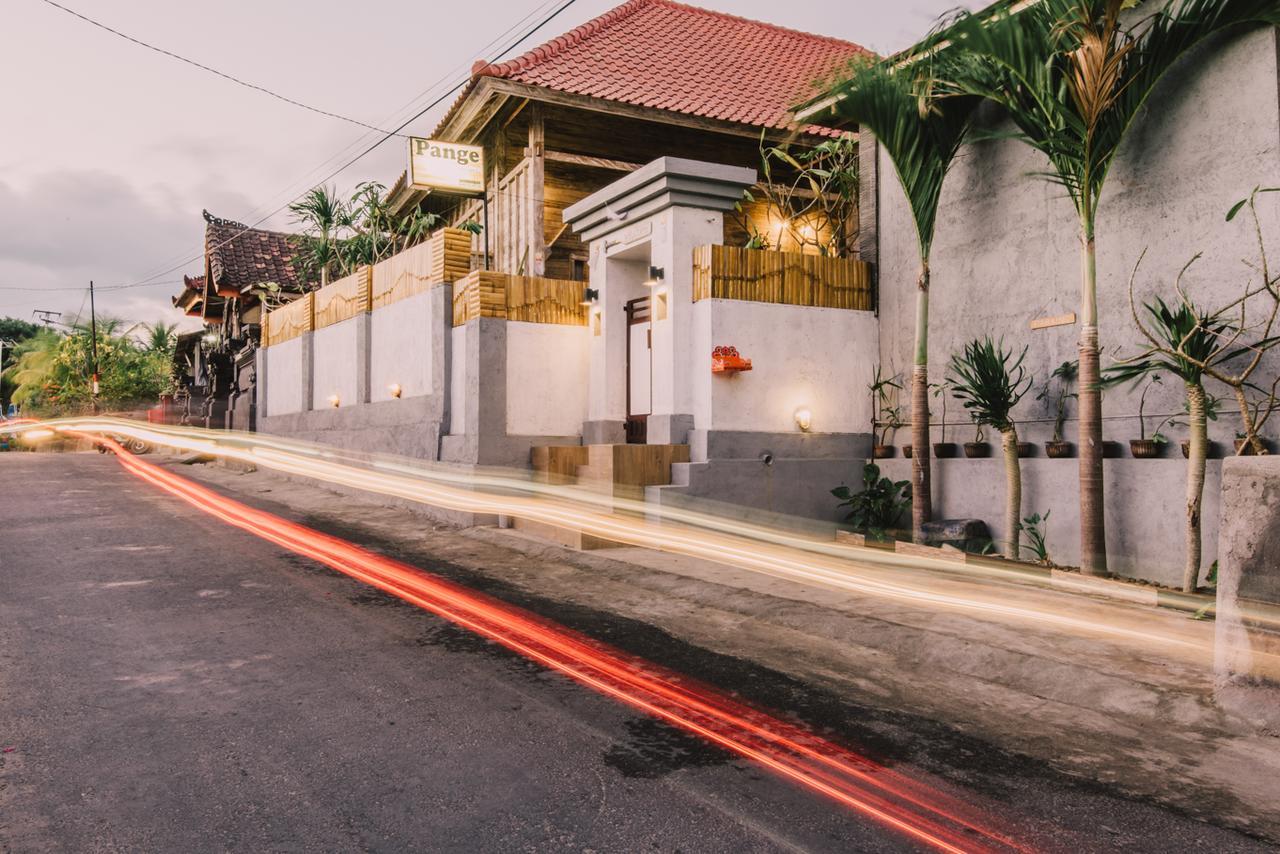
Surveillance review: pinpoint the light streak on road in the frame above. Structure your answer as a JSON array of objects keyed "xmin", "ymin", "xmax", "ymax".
[
  {"xmin": 87, "ymin": 433, "xmax": 1027, "ymax": 853},
  {"xmin": 15, "ymin": 417, "xmax": 1276, "ymax": 675}
]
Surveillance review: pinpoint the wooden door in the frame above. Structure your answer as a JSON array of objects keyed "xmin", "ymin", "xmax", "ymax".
[{"xmin": 624, "ymin": 296, "xmax": 651, "ymax": 444}]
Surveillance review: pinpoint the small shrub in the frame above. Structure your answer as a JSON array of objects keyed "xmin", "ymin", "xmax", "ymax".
[
  {"xmin": 1018, "ymin": 511, "xmax": 1053, "ymax": 565},
  {"xmin": 832, "ymin": 463, "xmax": 911, "ymax": 541}
]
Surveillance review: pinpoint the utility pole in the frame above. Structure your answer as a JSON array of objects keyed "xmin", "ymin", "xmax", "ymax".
[{"xmin": 89, "ymin": 280, "xmax": 100, "ymax": 414}]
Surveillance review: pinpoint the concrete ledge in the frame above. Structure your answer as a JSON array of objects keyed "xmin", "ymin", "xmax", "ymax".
[{"xmin": 690, "ymin": 429, "xmax": 871, "ymax": 462}]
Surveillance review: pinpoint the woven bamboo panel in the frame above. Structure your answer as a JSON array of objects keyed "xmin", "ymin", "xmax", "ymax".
[
  {"xmin": 452, "ymin": 272, "xmax": 587, "ymax": 327},
  {"xmin": 371, "ymin": 227, "xmax": 473, "ymax": 311},
  {"xmin": 313, "ymin": 268, "xmax": 371, "ymax": 329},
  {"xmin": 505, "ymin": 275, "xmax": 587, "ymax": 325},
  {"xmin": 691, "ymin": 245, "xmax": 872, "ymax": 311},
  {"xmin": 262, "ymin": 292, "xmax": 314, "ymax": 347}
]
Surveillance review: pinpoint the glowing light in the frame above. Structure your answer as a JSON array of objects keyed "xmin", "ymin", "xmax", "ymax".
[
  {"xmin": 85, "ymin": 433, "xmax": 1023, "ymax": 854},
  {"xmin": 388, "ymin": 383, "xmax": 403, "ymax": 399},
  {"xmin": 327, "ymin": 394, "xmax": 341, "ymax": 408},
  {"xmin": 20, "ymin": 428, "xmax": 54, "ymax": 442},
  {"xmin": 794, "ymin": 407, "xmax": 812, "ymax": 432}
]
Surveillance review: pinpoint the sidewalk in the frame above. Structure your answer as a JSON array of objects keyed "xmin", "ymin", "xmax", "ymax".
[{"xmin": 178, "ymin": 458, "xmax": 1280, "ymax": 843}]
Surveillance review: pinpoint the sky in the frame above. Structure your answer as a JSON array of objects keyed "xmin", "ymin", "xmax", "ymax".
[{"xmin": 0, "ymin": 0, "xmax": 977, "ymax": 330}]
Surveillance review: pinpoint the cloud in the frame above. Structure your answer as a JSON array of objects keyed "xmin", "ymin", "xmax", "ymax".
[{"xmin": 0, "ymin": 170, "xmax": 250, "ymax": 326}]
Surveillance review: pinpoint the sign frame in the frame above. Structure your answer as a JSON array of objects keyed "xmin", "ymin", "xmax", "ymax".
[{"xmin": 407, "ymin": 137, "xmax": 485, "ymax": 196}]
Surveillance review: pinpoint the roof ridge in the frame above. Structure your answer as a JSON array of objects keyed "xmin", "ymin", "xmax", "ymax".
[
  {"xmin": 203, "ymin": 210, "xmax": 301, "ymax": 242},
  {"xmin": 480, "ymin": 0, "xmax": 655, "ymax": 79}
]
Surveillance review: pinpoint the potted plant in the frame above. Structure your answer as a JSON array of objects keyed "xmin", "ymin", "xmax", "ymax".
[
  {"xmin": 949, "ymin": 337, "xmax": 1033, "ymax": 559},
  {"xmin": 930, "ymin": 380, "xmax": 957, "ymax": 458},
  {"xmin": 1038, "ymin": 360, "xmax": 1078, "ymax": 458},
  {"xmin": 1128, "ymin": 374, "xmax": 1174, "ymax": 458},
  {"xmin": 831, "ymin": 463, "xmax": 912, "ymax": 543},
  {"xmin": 869, "ymin": 367, "xmax": 903, "ymax": 459},
  {"xmin": 1016, "ymin": 440, "xmax": 1036, "ymax": 458},
  {"xmin": 963, "ymin": 421, "xmax": 990, "ymax": 458}
]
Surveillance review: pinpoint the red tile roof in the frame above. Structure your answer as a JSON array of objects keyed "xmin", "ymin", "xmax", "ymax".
[
  {"xmin": 468, "ymin": 0, "xmax": 870, "ymax": 132},
  {"xmin": 202, "ymin": 210, "xmax": 315, "ymax": 297}
]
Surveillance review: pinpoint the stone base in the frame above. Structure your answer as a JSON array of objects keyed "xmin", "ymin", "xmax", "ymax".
[{"xmin": 582, "ymin": 419, "xmax": 626, "ymax": 445}]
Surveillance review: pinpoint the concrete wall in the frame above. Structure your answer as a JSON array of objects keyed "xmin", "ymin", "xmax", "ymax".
[
  {"xmin": 505, "ymin": 322, "xmax": 589, "ymax": 436},
  {"xmin": 371, "ymin": 292, "xmax": 432, "ymax": 402},
  {"xmin": 265, "ymin": 337, "xmax": 303, "ymax": 416},
  {"xmin": 259, "ymin": 394, "xmax": 441, "ymax": 460},
  {"xmin": 691, "ymin": 299, "xmax": 878, "ymax": 434},
  {"xmin": 311, "ymin": 318, "xmax": 360, "ymax": 411},
  {"xmin": 877, "ymin": 27, "xmax": 1280, "ymax": 447},
  {"xmin": 449, "ymin": 324, "xmax": 467, "ymax": 437},
  {"xmin": 880, "ymin": 456, "xmax": 1220, "ymax": 587},
  {"xmin": 870, "ymin": 26, "xmax": 1280, "ymax": 578}
]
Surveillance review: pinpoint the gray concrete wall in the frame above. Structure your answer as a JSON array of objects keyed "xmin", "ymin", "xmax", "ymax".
[
  {"xmin": 259, "ymin": 394, "xmax": 442, "ymax": 459},
  {"xmin": 871, "ymin": 26, "xmax": 1280, "ymax": 578}
]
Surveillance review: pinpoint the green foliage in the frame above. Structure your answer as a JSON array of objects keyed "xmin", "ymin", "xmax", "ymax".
[
  {"xmin": 1037, "ymin": 360, "xmax": 1078, "ymax": 441},
  {"xmin": 1108, "ymin": 292, "xmax": 1241, "ymax": 387},
  {"xmin": 947, "ymin": 337, "xmax": 1032, "ymax": 433},
  {"xmin": 752, "ymin": 133, "xmax": 860, "ymax": 256},
  {"xmin": 869, "ymin": 366, "xmax": 904, "ymax": 444},
  {"xmin": 291, "ymin": 183, "xmax": 444, "ymax": 285},
  {"xmin": 832, "ymin": 463, "xmax": 911, "ymax": 540},
  {"xmin": 1018, "ymin": 511, "xmax": 1052, "ymax": 565},
  {"xmin": 945, "ymin": 0, "xmax": 1280, "ymax": 232},
  {"xmin": 826, "ymin": 55, "xmax": 980, "ymax": 260},
  {"xmin": 1, "ymin": 324, "xmax": 170, "ymax": 415}
]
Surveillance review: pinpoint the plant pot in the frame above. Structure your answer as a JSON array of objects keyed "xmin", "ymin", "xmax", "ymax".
[
  {"xmin": 1102, "ymin": 440, "xmax": 1123, "ymax": 459},
  {"xmin": 872, "ymin": 444, "xmax": 896, "ymax": 459},
  {"xmin": 933, "ymin": 442, "xmax": 958, "ymax": 459},
  {"xmin": 903, "ymin": 444, "xmax": 912, "ymax": 459},
  {"xmin": 1016, "ymin": 442, "xmax": 1035, "ymax": 458},
  {"xmin": 963, "ymin": 442, "xmax": 990, "ymax": 459},
  {"xmin": 1129, "ymin": 439, "xmax": 1166, "ymax": 459},
  {"xmin": 1235, "ymin": 437, "xmax": 1273, "ymax": 456},
  {"xmin": 1181, "ymin": 440, "xmax": 1220, "ymax": 459},
  {"xmin": 1045, "ymin": 440, "xmax": 1074, "ymax": 459}
]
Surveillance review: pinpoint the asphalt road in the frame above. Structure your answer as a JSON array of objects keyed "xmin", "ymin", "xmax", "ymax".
[{"xmin": 0, "ymin": 453, "xmax": 1270, "ymax": 852}]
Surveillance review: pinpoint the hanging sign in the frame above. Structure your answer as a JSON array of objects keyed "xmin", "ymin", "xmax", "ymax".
[{"xmin": 407, "ymin": 137, "xmax": 485, "ymax": 195}]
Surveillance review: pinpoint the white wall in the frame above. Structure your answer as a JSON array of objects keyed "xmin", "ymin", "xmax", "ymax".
[
  {"xmin": 265, "ymin": 337, "xmax": 303, "ymax": 416},
  {"xmin": 693, "ymin": 300, "xmax": 878, "ymax": 434},
  {"xmin": 449, "ymin": 324, "xmax": 467, "ymax": 435},
  {"xmin": 370, "ymin": 292, "xmax": 432, "ymax": 402},
  {"xmin": 312, "ymin": 318, "xmax": 359, "ymax": 411},
  {"xmin": 505, "ymin": 322, "xmax": 590, "ymax": 436}
]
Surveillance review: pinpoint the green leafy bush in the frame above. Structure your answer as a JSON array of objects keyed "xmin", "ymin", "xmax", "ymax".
[{"xmin": 832, "ymin": 463, "xmax": 911, "ymax": 540}]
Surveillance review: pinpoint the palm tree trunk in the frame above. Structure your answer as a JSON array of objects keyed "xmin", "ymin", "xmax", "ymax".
[
  {"xmin": 1183, "ymin": 381, "xmax": 1207, "ymax": 593},
  {"xmin": 911, "ymin": 262, "xmax": 932, "ymax": 542},
  {"xmin": 1001, "ymin": 426, "xmax": 1022, "ymax": 560},
  {"xmin": 1078, "ymin": 228, "xmax": 1108, "ymax": 574}
]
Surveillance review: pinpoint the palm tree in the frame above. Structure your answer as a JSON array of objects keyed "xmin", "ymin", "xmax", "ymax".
[
  {"xmin": 1107, "ymin": 284, "xmax": 1236, "ymax": 592},
  {"xmin": 289, "ymin": 185, "xmax": 348, "ymax": 287},
  {"xmin": 946, "ymin": 0, "xmax": 1280, "ymax": 575},
  {"xmin": 949, "ymin": 338, "xmax": 1033, "ymax": 559},
  {"xmin": 2, "ymin": 331, "xmax": 62, "ymax": 410},
  {"xmin": 144, "ymin": 321, "xmax": 178, "ymax": 353},
  {"xmin": 827, "ymin": 57, "xmax": 981, "ymax": 541}
]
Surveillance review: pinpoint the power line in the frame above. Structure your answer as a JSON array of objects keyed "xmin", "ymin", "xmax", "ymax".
[
  {"xmin": 36, "ymin": 0, "xmax": 402, "ymax": 137},
  {"xmin": 0, "ymin": 280, "xmax": 182, "ymax": 292},
  {"xmin": 116, "ymin": 0, "xmax": 580, "ymax": 292}
]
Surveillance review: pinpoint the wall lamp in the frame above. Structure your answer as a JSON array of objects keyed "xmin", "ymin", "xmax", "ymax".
[
  {"xmin": 643, "ymin": 266, "xmax": 665, "ymax": 287},
  {"xmin": 794, "ymin": 407, "xmax": 812, "ymax": 432},
  {"xmin": 327, "ymin": 394, "xmax": 341, "ymax": 408},
  {"xmin": 580, "ymin": 287, "xmax": 600, "ymax": 307},
  {"xmin": 388, "ymin": 383, "xmax": 403, "ymax": 399}
]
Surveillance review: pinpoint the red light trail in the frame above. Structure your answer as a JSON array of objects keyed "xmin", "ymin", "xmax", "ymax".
[{"xmin": 90, "ymin": 435, "xmax": 1027, "ymax": 853}]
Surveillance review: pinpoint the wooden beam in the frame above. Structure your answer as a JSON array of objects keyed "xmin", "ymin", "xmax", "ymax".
[
  {"xmin": 1030, "ymin": 312, "xmax": 1077, "ymax": 330},
  {"xmin": 544, "ymin": 150, "xmax": 643, "ymax": 172},
  {"xmin": 485, "ymin": 78, "xmax": 814, "ymax": 144},
  {"xmin": 527, "ymin": 103, "xmax": 546, "ymax": 276}
]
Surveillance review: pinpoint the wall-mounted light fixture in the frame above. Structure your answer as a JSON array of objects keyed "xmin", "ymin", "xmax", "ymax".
[
  {"xmin": 580, "ymin": 287, "xmax": 600, "ymax": 307},
  {"xmin": 643, "ymin": 266, "xmax": 665, "ymax": 287},
  {"xmin": 794, "ymin": 407, "xmax": 812, "ymax": 432},
  {"xmin": 327, "ymin": 394, "xmax": 341, "ymax": 408},
  {"xmin": 388, "ymin": 383, "xmax": 403, "ymax": 399}
]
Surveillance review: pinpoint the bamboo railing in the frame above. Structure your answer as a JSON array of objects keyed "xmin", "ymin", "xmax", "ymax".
[
  {"xmin": 261, "ymin": 293, "xmax": 313, "ymax": 347},
  {"xmin": 452, "ymin": 271, "xmax": 587, "ymax": 327},
  {"xmin": 691, "ymin": 245, "xmax": 872, "ymax": 311},
  {"xmin": 313, "ymin": 268, "xmax": 371, "ymax": 329}
]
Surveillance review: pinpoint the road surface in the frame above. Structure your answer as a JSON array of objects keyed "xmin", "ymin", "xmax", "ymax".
[{"xmin": 0, "ymin": 453, "xmax": 1268, "ymax": 852}]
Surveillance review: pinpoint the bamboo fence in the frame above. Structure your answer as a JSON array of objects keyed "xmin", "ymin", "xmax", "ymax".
[
  {"xmin": 691, "ymin": 245, "xmax": 872, "ymax": 310},
  {"xmin": 313, "ymin": 268, "xmax": 371, "ymax": 329},
  {"xmin": 261, "ymin": 292, "xmax": 313, "ymax": 347},
  {"xmin": 452, "ymin": 271, "xmax": 587, "ymax": 327}
]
